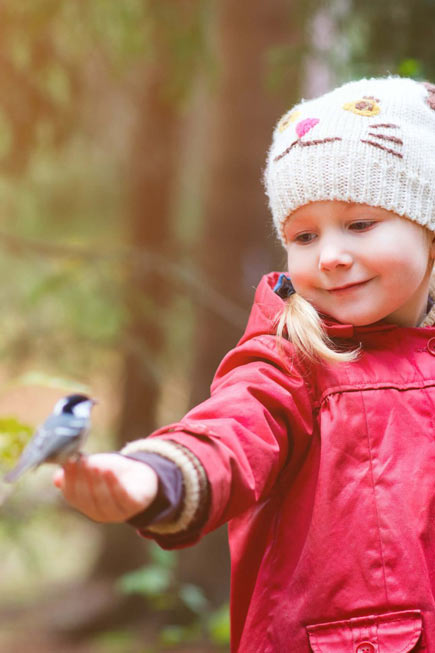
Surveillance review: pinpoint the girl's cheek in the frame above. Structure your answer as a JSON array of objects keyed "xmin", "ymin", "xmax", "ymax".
[{"xmin": 287, "ymin": 257, "xmax": 311, "ymax": 285}]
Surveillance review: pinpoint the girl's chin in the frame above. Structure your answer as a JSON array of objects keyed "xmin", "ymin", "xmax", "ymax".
[
  {"xmin": 322, "ymin": 308, "xmax": 387, "ymax": 326},
  {"xmin": 305, "ymin": 295, "xmax": 391, "ymax": 326}
]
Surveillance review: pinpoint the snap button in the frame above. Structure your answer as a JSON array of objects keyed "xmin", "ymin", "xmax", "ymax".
[
  {"xmin": 427, "ymin": 337, "xmax": 435, "ymax": 355},
  {"xmin": 356, "ymin": 644, "xmax": 375, "ymax": 653}
]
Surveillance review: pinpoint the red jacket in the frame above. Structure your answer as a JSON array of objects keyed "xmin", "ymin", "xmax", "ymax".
[{"xmin": 150, "ymin": 272, "xmax": 435, "ymax": 652}]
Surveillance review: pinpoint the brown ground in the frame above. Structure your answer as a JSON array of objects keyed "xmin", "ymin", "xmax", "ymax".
[{"xmin": 0, "ymin": 580, "xmax": 225, "ymax": 652}]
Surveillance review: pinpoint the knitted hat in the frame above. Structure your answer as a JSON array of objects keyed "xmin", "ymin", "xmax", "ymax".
[{"xmin": 264, "ymin": 77, "xmax": 435, "ymax": 244}]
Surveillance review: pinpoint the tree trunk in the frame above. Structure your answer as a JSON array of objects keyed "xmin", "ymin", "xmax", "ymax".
[
  {"xmin": 190, "ymin": 0, "xmax": 298, "ymax": 405},
  {"xmin": 92, "ymin": 68, "xmax": 182, "ymax": 585}
]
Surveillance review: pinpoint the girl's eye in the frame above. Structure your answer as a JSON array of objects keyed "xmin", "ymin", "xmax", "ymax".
[
  {"xmin": 294, "ymin": 232, "xmax": 316, "ymax": 244},
  {"xmin": 349, "ymin": 220, "xmax": 376, "ymax": 231}
]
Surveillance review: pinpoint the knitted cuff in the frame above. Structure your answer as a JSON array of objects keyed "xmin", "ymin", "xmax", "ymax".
[{"xmin": 121, "ymin": 438, "xmax": 209, "ymax": 535}]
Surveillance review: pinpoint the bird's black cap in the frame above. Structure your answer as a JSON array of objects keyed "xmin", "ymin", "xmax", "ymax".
[{"xmin": 62, "ymin": 394, "xmax": 93, "ymax": 413}]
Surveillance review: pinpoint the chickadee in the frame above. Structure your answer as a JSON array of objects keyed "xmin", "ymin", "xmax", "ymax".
[{"xmin": 4, "ymin": 394, "xmax": 97, "ymax": 483}]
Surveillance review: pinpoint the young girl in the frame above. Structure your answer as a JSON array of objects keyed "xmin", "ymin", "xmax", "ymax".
[{"xmin": 55, "ymin": 77, "xmax": 435, "ymax": 652}]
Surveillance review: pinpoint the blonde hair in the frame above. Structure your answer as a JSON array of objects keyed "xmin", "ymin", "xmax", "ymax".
[{"xmin": 276, "ymin": 293, "xmax": 360, "ymax": 364}]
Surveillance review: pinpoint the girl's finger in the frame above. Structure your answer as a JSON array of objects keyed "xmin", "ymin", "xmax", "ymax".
[
  {"xmin": 53, "ymin": 468, "xmax": 64, "ymax": 488},
  {"xmin": 60, "ymin": 457, "xmax": 103, "ymax": 520},
  {"xmin": 83, "ymin": 463, "xmax": 125, "ymax": 521}
]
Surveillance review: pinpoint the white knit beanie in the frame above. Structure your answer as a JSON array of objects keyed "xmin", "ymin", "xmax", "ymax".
[{"xmin": 264, "ymin": 77, "xmax": 435, "ymax": 244}]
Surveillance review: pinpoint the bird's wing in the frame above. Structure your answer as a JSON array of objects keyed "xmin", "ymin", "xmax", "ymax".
[{"xmin": 30, "ymin": 415, "xmax": 88, "ymax": 459}]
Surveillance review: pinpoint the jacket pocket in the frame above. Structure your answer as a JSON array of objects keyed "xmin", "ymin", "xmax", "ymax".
[{"xmin": 306, "ymin": 609, "xmax": 422, "ymax": 652}]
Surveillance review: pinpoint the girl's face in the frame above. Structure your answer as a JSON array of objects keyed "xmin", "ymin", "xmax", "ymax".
[{"xmin": 283, "ymin": 201, "xmax": 435, "ymax": 327}]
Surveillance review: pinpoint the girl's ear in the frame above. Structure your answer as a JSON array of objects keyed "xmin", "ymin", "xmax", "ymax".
[{"xmin": 431, "ymin": 233, "xmax": 435, "ymax": 260}]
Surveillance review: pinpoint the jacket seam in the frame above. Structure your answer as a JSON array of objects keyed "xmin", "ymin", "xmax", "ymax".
[
  {"xmin": 317, "ymin": 379, "xmax": 435, "ymax": 406},
  {"xmin": 264, "ymin": 491, "xmax": 286, "ymax": 651},
  {"xmin": 410, "ymin": 344, "xmax": 435, "ymax": 442},
  {"xmin": 360, "ymin": 390, "xmax": 390, "ymax": 607}
]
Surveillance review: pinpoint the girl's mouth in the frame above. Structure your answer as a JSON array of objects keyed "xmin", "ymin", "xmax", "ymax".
[{"xmin": 327, "ymin": 279, "xmax": 372, "ymax": 294}]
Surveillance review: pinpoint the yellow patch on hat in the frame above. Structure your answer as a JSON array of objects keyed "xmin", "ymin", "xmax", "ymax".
[
  {"xmin": 343, "ymin": 96, "xmax": 381, "ymax": 117},
  {"xmin": 277, "ymin": 110, "xmax": 302, "ymax": 132}
]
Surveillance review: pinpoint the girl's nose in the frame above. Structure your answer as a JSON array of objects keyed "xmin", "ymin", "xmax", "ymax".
[{"xmin": 318, "ymin": 244, "xmax": 353, "ymax": 271}]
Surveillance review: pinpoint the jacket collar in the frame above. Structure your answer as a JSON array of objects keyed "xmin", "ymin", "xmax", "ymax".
[
  {"xmin": 246, "ymin": 272, "xmax": 435, "ymax": 343},
  {"xmin": 419, "ymin": 273, "xmax": 435, "ymax": 327}
]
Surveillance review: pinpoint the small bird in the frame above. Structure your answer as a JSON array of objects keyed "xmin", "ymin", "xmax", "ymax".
[{"xmin": 4, "ymin": 394, "xmax": 96, "ymax": 483}]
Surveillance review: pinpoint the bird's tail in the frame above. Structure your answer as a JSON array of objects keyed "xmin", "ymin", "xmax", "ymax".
[{"xmin": 4, "ymin": 460, "xmax": 32, "ymax": 483}]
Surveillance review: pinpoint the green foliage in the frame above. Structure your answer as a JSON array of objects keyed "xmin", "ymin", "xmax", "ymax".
[
  {"xmin": 117, "ymin": 544, "xmax": 176, "ymax": 607},
  {"xmin": 158, "ymin": 603, "xmax": 230, "ymax": 647},
  {"xmin": 86, "ymin": 0, "xmax": 150, "ymax": 66},
  {"xmin": 208, "ymin": 603, "xmax": 230, "ymax": 646},
  {"xmin": 0, "ymin": 0, "xmax": 213, "ymax": 382},
  {"xmin": 0, "ymin": 0, "xmax": 213, "ymax": 381},
  {"xmin": 178, "ymin": 583, "xmax": 209, "ymax": 615},
  {"xmin": 397, "ymin": 58, "xmax": 424, "ymax": 79},
  {"xmin": 0, "ymin": 149, "xmax": 127, "ymax": 376},
  {"xmin": 38, "ymin": 61, "xmax": 71, "ymax": 107},
  {"xmin": 120, "ymin": 564, "xmax": 173, "ymax": 599},
  {"xmin": 0, "ymin": 417, "xmax": 33, "ymax": 466},
  {"xmin": 90, "ymin": 629, "xmax": 140, "ymax": 653},
  {"xmin": 159, "ymin": 623, "xmax": 201, "ymax": 647},
  {"xmin": 118, "ymin": 543, "xmax": 230, "ymax": 647},
  {"xmin": 10, "ymin": 371, "xmax": 89, "ymax": 394},
  {"xmin": 341, "ymin": 0, "xmax": 435, "ymax": 81}
]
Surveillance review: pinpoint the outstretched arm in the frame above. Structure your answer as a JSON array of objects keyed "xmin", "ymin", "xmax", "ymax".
[{"xmin": 55, "ymin": 335, "xmax": 312, "ymax": 543}]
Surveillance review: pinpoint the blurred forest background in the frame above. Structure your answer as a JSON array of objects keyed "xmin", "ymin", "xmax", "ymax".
[{"xmin": 0, "ymin": 1, "xmax": 434, "ymax": 651}]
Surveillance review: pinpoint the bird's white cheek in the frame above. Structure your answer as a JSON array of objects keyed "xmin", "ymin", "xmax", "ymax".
[{"xmin": 73, "ymin": 402, "xmax": 93, "ymax": 418}]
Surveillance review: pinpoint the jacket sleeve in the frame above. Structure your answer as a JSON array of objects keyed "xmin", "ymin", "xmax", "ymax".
[{"xmin": 121, "ymin": 335, "xmax": 314, "ymax": 548}]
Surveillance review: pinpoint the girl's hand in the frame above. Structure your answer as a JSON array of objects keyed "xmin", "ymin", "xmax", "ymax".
[{"xmin": 53, "ymin": 453, "xmax": 158, "ymax": 523}]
